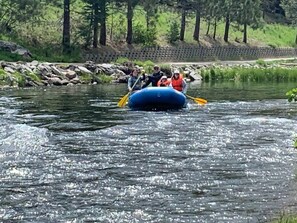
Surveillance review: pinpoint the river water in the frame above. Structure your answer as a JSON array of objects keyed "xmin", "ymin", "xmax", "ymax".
[{"xmin": 0, "ymin": 81, "xmax": 297, "ymax": 223}]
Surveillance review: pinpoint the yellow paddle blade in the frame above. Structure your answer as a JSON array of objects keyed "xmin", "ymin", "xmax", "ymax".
[
  {"xmin": 118, "ymin": 93, "xmax": 130, "ymax": 107},
  {"xmin": 196, "ymin": 98, "xmax": 207, "ymax": 104},
  {"xmin": 194, "ymin": 98, "xmax": 207, "ymax": 105},
  {"xmin": 186, "ymin": 95, "xmax": 207, "ymax": 105}
]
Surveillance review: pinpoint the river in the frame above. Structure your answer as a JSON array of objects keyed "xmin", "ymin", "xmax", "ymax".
[{"xmin": 0, "ymin": 81, "xmax": 297, "ymax": 223}]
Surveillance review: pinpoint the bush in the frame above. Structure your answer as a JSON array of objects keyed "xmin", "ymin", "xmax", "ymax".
[
  {"xmin": 133, "ymin": 22, "xmax": 157, "ymax": 46},
  {"xmin": 286, "ymin": 88, "xmax": 297, "ymax": 102},
  {"xmin": 166, "ymin": 21, "xmax": 179, "ymax": 43},
  {"xmin": 99, "ymin": 74, "xmax": 113, "ymax": 83},
  {"xmin": 144, "ymin": 27, "xmax": 157, "ymax": 46},
  {"xmin": 256, "ymin": 59, "xmax": 267, "ymax": 67},
  {"xmin": 133, "ymin": 22, "xmax": 147, "ymax": 44},
  {"xmin": 115, "ymin": 57, "xmax": 130, "ymax": 64}
]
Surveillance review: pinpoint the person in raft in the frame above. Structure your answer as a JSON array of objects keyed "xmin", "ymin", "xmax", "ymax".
[
  {"xmin": 127, "ymin": 68, "xmax": 145, "ymax": 92},
  {"xmin": 142, "ymin": 65, "xmax": 164, "ymax": 88},
  {"xmin": 170, "ymin": 69, "xmax": 187, "ymax": 93},
  {"xmin": 157, "ymin": 75, "xmax": 171, "ymax": 87}
]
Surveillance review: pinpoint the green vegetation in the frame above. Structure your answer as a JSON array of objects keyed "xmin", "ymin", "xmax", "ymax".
[
  {"xmin": 78, "ymin": 72, "xmax": 113, "ymax": 84},
  {"xmin": 1, "ymin": 0, "xmax": 297, "ymax": 62},
  {"xmin": 286, "ymin": 87, "xmax": 297, "ymax": 148},
  {"xmin": 14, "ymin": 72, "xmax": 26, "ymax": 87},
  {"xmin": 0, "ymin": 70, "xmax": 27, "ymax": 87},
  {"xmin": 99, "ymin": 74, "xmax": 113, "ymax": 83},
  {"xmin": 78, "ymin": 73, "xmax": 93, "ymax": 84},
  {"xmin": 286, "ymin": 88, "xmax": 297, "ymax": 102},
  {"xmin": 26, "ymin": 73, "xmax": 41, "ymax": 82},
  {"xmin": 272, "ymin": 214, "xmax": 297, "ymax": 223},
  {"xmin": 201, "ymin": 66, "xmax": 297, "ymax": 82},
  {"xmin": 0, "ymin": 69, "xmax": 9, "ymax": 86},
  {"xmin": 115, "ymin": 58, "xmax": 156, "ymax": 73}
]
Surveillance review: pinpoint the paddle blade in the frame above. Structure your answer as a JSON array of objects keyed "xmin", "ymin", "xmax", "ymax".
[
  {"xmin": 196, "ymin": 98, "xmax": 207, "ymax": 105},
  {"xmin": 118, "ymin": 93, "xmax": 130, "ymax": 107},
  {"xmin": 195, "ymin": 98, "xmax": 207, "ymax": 105},
  {"xmin": 186, "ymin": 94, "xmax": 207, "ymax": 105}
]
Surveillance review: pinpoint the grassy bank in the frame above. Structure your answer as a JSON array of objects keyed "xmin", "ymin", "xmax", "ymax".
[
  {"xmin": 2, "ymin": 58, "xmax": 297, "ymax": 88},
  {"xmin": 201, "ymin": 66, "xmax": 297, "ymax": 82},
  {"xmin": 272, "ymin": 214, "xmax": 297, "ymax": 223},
  {"xmin": 1, "ymin": 2, "xmax": 297, "ymax": 62}
]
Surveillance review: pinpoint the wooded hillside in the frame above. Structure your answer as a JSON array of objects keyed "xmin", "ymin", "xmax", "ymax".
[{"xmin": 0, "ymin": 0, "xmax": 297, "ymax": 61}]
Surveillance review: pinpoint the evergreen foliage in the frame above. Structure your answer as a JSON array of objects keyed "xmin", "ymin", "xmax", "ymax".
[
  {"xmin": 0, "ymin": 0, "xmax": 296, "ymax": 61},
  {"xmin": 167, "ymin": 21, "xmax": 180, "ymax": 43}
]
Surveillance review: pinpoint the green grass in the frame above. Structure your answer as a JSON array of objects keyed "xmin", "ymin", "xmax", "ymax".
[
  {"xmin": 99, "ymin": 74, "xmax": 113, "ymax": 83},
  {"xmin": 201, "ymin": 66, "xmax": 297, "ymax": 82},
  {"xmin": 2, "ymin": 1, "xmax": 297, "ymax": 62},
  {"xmin": 272, "ymin": 214, "xmax": 297, "ymax": 223},
  {"xmin": 0, "ymin": 51, "xmax": 27, "ymax": 62}
]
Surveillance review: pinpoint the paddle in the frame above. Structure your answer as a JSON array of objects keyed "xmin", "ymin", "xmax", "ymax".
[
  {"xmin": 186, "ymin": 94, "xmax": 208, "ymax": 105},
  {"xmin": 118, "ymin": 74, "xmax": 142, "ymax": 108}
]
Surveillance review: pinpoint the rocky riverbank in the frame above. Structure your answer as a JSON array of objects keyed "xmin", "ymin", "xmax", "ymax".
[
  {"xmin": 0, "ymin": 60, "xmax": 132, "ymax": 88},
  {"xmin": 0, "ymin": 59, "xmax": 296, "ymax": 89},
  {"xmin": 0, "ymin": 60, "xmax": 203, "ymax": 88}
]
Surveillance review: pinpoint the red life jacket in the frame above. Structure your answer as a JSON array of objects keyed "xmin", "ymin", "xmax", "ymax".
[{"xmin": 171, "ymin": 74, "xmax": 183, "ymax": 91}]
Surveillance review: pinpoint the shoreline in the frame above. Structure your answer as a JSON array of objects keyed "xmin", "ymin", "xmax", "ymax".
[{"xmin": 1, "ymin": 58, "xmax": 297, "ymax": 89}]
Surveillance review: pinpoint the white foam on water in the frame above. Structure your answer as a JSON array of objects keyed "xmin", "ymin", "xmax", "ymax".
[{"xmin": 0, "ymin": 123, "xmax": 49, "ymax": 152}]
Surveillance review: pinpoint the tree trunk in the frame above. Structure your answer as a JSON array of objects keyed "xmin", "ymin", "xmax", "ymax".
[
  {"xmin": 62, "ymin": 0, "xmax": 71, "ymax": 54},
  {"xmin": 193, "ymin": 9, "xmax": 201, "ymax": 42},
  {"xmin": 206, "ymin": 19, "xmax": 210, "ymax": 35},
  {"xmin": 180, "ymin": 8, "xmax": 186, "ymax": 41},
  {"xmin": 126, "ymin": 0, "xmax": 133, "ymax": 44},
  {"xmin": 100, "ymin": 22, "xmax": 107, "ymax": 46},
  {"xmin": 243, "ymin": 23, "xmax": 247, "ymax": 43},
  {"xmin": 213, "ymin": 19, "xmax": 217, "ymax": 39},
  {"xmin": 93, "ymin": 2, "xmax": 99, "ymax": 48},
  {"xmin": 223, "ymin": 14, "xmax": 230, "ymax": 42},
  {"xmin": 146, "ymin": 12, "xmax": 150, "ymax": 31},
  {"xmin": 99, "ymin": 0, "xmax": 107, "ymax": 46},
  {"xmin": 110, "ymin": 4, "xmax": 114, "ymax": 41}
]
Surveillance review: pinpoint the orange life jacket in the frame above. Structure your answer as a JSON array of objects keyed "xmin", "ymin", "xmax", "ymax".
[
  {"xmin": 157, "ymin": 78, "xmax": 171, "ymax": 87},
  {"xmin": 171, "ymin": 74, "xmax": 183, "ymax": 91}
]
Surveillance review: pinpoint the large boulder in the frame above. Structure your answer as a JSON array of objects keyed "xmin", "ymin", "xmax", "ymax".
[{"xmin": 0, "ymin": 41, "xmax": 32, "ymax": 58}]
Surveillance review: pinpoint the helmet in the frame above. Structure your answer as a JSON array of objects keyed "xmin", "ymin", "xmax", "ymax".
[
  {"xmin": 161, "ymin": 75, "xmax": 167, "ymax": 80},
  {"xmin": 173, "ymin": 69, "xmax": 179, "ymax": 74}
]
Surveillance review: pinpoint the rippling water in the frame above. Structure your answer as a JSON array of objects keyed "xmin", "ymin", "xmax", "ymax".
[{"xmin": 1, "ymin": 82, "xmax": 297, "ymax": 222}]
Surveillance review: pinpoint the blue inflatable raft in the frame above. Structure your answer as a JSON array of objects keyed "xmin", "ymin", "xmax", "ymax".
[{"xmin": 128, "ymin": 87, "xmax": 187, "ymax": 110}]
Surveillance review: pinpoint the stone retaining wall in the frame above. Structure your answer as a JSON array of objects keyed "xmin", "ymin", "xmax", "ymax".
[{"xmin": 83, "ymin": 46, "xmax": 297, "ymax": 63}]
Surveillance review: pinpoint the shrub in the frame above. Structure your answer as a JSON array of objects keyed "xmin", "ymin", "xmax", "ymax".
[
  {"xmin": 143, "ymin": 26, "xmax": 157, "ymax": 46},
  {"xmin": 133, "ymin": 22, "xmax": 147, "ymax": 44},
  {"xmin": 286, "ymin": 88, "xmax": 297, "ymax": 102},
  {"xmin": 166, "ymin": 21, "xmax": 179, "ymax": 43},
  {"xmin": 99, "ymin": 74, "xmax": 113, "ymax": 83},
  {"xmin": 256, "ymin": 59, "xmax": 267, "ymax": 67},
  {"xmin": 115, "ymin": 57, "xmax": 130, "ymax": 64}
]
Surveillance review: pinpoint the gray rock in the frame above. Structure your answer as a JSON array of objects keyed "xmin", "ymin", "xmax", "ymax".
[
  {"xmin": 77, "ymin": 66, "xmax": 92, "ymax": 74},
  {"xmin": 30, "ymin": 60, "xmax": 39, "ymax": 66},
  {"xmin": 61, "ymin": 79, "xmax": 70, "ymax": 85},
  {"xmin": 70, "ymin": 77, "xmax": 81, "ymax": 84},
  {"xmin": 50, "ymin": 65, "xmax": 63, "ymax": 76},
  {"xmin": 48, "ymin": 77, "xmax": 62, "ymax": 85},
  {"xmin": 65, "ymin": 70, "xmax": 77, "ymax": 79},
  {"xmin": 4, "ymin": 66, "xmax": 15, "ymax": 73}
]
